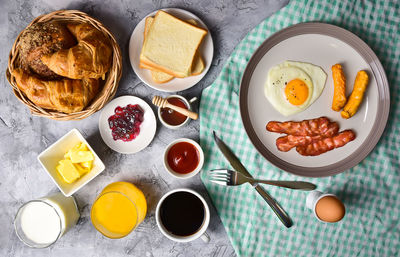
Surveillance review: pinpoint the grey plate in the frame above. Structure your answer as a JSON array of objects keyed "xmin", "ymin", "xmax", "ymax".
[{"xmin": 239, "ymin": 22, "xmax": 390, "ymax": 177}]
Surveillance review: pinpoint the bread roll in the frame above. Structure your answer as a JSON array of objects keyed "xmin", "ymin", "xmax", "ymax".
[
  {"xmin": 18, "ymin": 22, "xmax": 76, "ymax": 80},
  {"xmin": 12, "ymin": 69, "xmax": 99, "ymax": 113},
  {"xmin": 41, "ymin": 23, "xmax": 112, "ymax": 79}
]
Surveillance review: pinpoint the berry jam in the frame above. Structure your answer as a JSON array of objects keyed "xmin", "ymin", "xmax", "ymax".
[{"xmin": 108, "ymin": 104, "xmax": 144, "ymax": 142}]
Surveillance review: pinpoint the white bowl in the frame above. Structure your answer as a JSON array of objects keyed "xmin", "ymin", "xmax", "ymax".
[
  {"xmin": 163, "ymin": 138, "xmax": 204, "ymax": 179},
  {"xmin": 98, "ymin": 95, "xmax": 157, "ymax": 154},
  {"xmin": 37, "ymin": 129, "xmax": 105, "ymax": 196}
]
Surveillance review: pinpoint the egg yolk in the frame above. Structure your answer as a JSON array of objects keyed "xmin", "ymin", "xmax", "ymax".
[{"xmin": 284, "ymin": 79, "xmax": 309, "ymax": 105}]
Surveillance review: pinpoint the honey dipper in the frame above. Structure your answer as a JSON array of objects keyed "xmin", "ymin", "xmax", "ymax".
[{"xmin": 152, "ymin": 96, "xmax": 198, "ymax": 120}]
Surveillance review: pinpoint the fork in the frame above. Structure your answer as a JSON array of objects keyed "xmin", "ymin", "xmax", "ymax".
[{"xmin": 209, "ymin": 169, "xmax": 316, "ymax": 191}]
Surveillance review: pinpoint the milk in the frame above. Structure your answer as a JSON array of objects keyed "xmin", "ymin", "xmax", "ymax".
[
  {"xmin": 20, "ymin": 201, "xmax": 61, "ymax": 244},
  {"xmin": 15, "ymin": 192, "xmax": 80, "ymax": 248}
]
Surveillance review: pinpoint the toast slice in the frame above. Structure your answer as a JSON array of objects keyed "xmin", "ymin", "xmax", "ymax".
[
  {"xmin": 191, "ymin": 51, "xmax": 204, "ymax": 76},
  {"xmin": 141, "ymin": 17, "xmax": 205, "ymax": 83},
  {"xmin": 140, "ymin": 11, "xmax": 207, "ymax": 78},
  {"xmin": 142, "ymin": 16, "xmax": 174, "ymax": 83},
  {"xmin": 151, "ymin": 70, "xmax": 174, "ymax": 83}
]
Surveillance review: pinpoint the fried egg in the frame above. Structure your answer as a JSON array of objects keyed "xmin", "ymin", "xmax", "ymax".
[{"xmin": 264, "ymin": 61, "xmax": 327, "ymax": 116}]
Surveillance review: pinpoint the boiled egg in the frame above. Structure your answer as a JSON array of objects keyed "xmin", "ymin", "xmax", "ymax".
[
  {"xmin": 264, "ymin": 61, "xmax": 327, "ymax": 116},
  {"xmin": 315, "ymin": 195, "xmax": 345, "ymax": 223}
]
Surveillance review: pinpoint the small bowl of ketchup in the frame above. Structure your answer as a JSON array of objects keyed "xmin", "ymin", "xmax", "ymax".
[
  {"xmin": 158, "ymin": 95, "xmax": 197, "ymax": 129},
  {"xmin": 163, "ymin": 138, "xmax": 204, "ymax": 179}
]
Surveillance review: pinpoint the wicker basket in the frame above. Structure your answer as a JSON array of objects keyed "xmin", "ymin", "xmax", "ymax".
[{"xmin": 6, "ymin": 10, "xmax": 122, "ymax": 121}]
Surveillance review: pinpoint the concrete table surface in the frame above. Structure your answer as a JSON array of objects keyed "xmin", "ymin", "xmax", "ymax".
[{"xmin": 0, "ymin": 0, "xmax": 288, "ymax": 256}]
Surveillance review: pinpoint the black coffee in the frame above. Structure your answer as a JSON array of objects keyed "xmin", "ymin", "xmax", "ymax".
[{"xmin": 160, "ymin": 191, "xmax": 205, "ymax": 237}]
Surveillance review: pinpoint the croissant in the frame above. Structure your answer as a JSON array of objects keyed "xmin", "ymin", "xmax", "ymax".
[
  {"xmin": 41, "ymin": 23, "xmax": 112, "ymax": 79},
  {"xmin": 12, "ymin": 69, "xmax": 99, "ymax": 113}
]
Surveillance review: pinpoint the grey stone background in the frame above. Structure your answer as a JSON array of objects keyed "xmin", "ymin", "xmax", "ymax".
[{"xmin": 0, "ymin": 0, "xmax": 288, "ymax": 256}]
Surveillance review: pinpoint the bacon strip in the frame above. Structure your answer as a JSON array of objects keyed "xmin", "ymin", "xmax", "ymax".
[
  {"xmin": 266, "ymin": 117, "xmax": 337, "ymax": 136},
  {"xmin": 295, "ymin": 130, "xmax": 356, "ymax": 156},
  {"xmin": 275, "ymin": 123, "xmax": 339, "ymax": 152},
  {"xmin": 276, "ymin": 135, "xmax": 324, "ymax": 152}
]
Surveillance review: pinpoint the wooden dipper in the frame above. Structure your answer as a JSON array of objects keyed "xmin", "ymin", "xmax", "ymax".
[{"xmin": 152, "ymin": 96, "xmax": 198, "ymax": 120}]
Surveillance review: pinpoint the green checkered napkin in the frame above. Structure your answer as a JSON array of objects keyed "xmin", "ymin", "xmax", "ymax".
[{"xmin": 199, "ymin": 0, "xmax": 400, "ymax": 256}]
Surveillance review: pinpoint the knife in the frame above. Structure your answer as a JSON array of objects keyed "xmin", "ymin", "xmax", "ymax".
[{"xmin": 213, "ymin": 131, "xmax": 293, "ymax": 228}]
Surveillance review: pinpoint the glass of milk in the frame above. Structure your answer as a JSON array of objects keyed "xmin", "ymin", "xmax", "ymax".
[{"xmin": 14, "ymin": 192, "xmax": 80, "ymax": 248}]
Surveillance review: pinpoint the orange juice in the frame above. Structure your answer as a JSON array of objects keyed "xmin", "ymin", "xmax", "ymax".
[{"xmin": 91, "ymin": 182, "xmax": 147, "ymax": 238}]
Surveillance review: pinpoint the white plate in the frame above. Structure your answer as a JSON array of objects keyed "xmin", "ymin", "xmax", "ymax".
[
  {"xmin": 129, "ymin": 8, "xmax": 214, "ymax": 92},
  {"xmin": 99, "ymin": 96, "xmax": 156, "ymax": 154},
  {"xmin": 240, "ymin": 23, "xmax": 389, "ymax": 177}
]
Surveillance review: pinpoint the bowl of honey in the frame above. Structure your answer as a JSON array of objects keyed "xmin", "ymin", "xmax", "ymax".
[
  {"xmin": 158, "ymin": 95, "xmax": 197, "ymax": 129},
  {"xmin": 163, "ymin": 138, "xmax": 204, "ymax": 179}
]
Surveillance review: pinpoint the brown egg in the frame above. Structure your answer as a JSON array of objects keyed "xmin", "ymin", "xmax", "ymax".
[{"xmin": 315, "ymin": 196, "xmax": 345, "ymax": 222}]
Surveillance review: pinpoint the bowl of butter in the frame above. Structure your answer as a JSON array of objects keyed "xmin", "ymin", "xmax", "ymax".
[{"xmin": 38, "ymin": 129, "xmax": 105, "ymax": 196}]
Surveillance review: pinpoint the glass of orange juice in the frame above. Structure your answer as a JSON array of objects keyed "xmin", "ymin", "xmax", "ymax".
[{"xmin": 91, "ymin": 182, "xmax": 147, "ymax": 238}]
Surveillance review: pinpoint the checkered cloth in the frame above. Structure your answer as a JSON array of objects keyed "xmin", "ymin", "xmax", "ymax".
[{"xmin": 199, "ymin": 0, "xmax": 400, "ymax": 256}]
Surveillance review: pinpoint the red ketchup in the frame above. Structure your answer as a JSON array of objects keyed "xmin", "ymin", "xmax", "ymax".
[
  {"xmin": 160, "ymin": 97, "xmax": 188, "ymax": 126},
  {"xmin": 167, "ymin": 142, "xmax": 199, "ymax": 174}
]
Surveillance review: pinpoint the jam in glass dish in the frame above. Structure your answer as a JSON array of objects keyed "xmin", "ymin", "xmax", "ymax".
[{"xmin": 108, "ymin": 104, "xmax": 144, "ymax": 142}]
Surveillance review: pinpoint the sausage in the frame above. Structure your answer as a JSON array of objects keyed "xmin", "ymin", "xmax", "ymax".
[
  {"xmin": 341, "ymin": 70, "xmax": 369, "ymax": 119},
  {"xmin": 296, "ymin": 130, "xmax": 356, "ymax": 156},
  {"xmin": 331, "ymin": 64, "xmax": 347, "ymax": 111},
  {"xmin": 275, "ymin": 122, "xmax": 339, "ymax": 151},
  {"xmin": 266, "ymin": 117, "xmax": 337, "ymax": 136}
]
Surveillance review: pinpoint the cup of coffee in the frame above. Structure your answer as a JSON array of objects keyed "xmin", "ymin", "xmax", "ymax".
[{"xmin": 155, "ymin": 188, "xmax": 210, "ymax": 243}]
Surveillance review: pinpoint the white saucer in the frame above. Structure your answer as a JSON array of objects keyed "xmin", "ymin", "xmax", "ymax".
[
  {"xmin": 99, "ymin": 96, "xmax": 156, "ymax": 154},
  {"xmin": 129, "ymin": 8, "xmax": 214, "ymax": 92}
]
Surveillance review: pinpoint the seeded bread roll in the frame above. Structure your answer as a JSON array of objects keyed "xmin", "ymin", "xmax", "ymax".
[{"xmin": 19, "ymin": 21, "xmax": 76, "ymax": 80}]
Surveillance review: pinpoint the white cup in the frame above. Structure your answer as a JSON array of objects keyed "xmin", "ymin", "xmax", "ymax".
[
  {"xmin": 306, "ymin": 190, "xmax": 342, "ymax": 222},
  {"xmin": 155, "ymin": 188, "xmax": 210, "ymax": 243},
  {"xmin": 157, "ymin": 95, "xmax": 197, "ymax": 129},
  {"xmin": 163, "ymin": 138, "xmax": 204, "ymax": 179}
]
